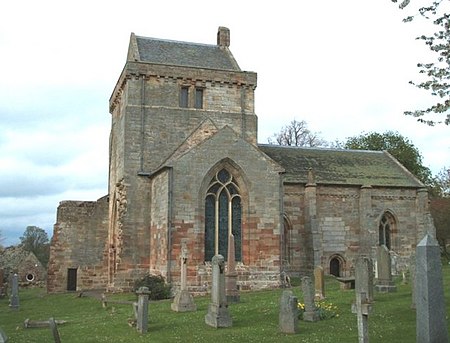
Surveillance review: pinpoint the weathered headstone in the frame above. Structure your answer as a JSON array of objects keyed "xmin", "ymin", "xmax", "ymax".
[
  {"xmin": 301, "ymin": 276, "xmax": 319, "ymax": 322},
  {"xmin": 205, "ymin": 254, "xmax": 232, "ymax": 328},
  {"xmin": 171, "ymin": 242, "xmax": 196, "ymax": 312},
  {"xmin": 0, "ymin": 328, "xmax": 8, "ymax": 343},
  {"xmin": 226, "ymin": 234, "xmax": 240, "ymax": 303},
  {"xmin": 279, "ymin": 290, "xmax": 298, "ymax": 334},
  {"xmin": 136, "ymin": 286, "xmax": 150, "ymax": 334},
  {"xmin": 409, "ymin": 253, "xmax": 416, "ymax": 309},
  {"xmin": 314, "ymin": 266, "xmax": 325, "ymax": 300},
  {"xmin": 355, "ymin": 256, "xmax": 374, "ymax": 303},
  {"xmin": 415, "ymin": 234, "xmax": 449, "ymax": 343},
  {"xmin": 351, "ymin": 292, "xmax": 372, "ymax": 343},
  {"xmin": 374, "ymin": 245, "xmax": 396, "ymax": 293},
  {"xmin": 9, "ymin": 274, "xmax": 19, "ymax": 310},
  {"xmin": 48, "ymin": 318, "xmax": 61, "ymax": 343}
]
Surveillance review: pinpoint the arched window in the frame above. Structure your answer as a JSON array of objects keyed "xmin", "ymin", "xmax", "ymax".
[
  {"xmin": 205, "ymin": 169, "xmax": 241, "ymax": 262},
  {"xmin": 379, "ymin": 212, "xmax": 394, "ymax": 250}
]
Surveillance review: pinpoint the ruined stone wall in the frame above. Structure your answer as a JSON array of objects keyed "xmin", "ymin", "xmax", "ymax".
[{"xmin": 47, "ymin": 197, "xmax": 109, "ymax": 293}]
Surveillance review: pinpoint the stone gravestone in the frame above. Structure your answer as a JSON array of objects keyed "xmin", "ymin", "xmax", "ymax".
[
  {"xmin": 351, "ymin": 291, "xmax": 372, "ymax": 343},
  {"xmin": 314, "ymin": 266, "xmax": 325, "ymax": 300},
  {"xmin": 374, "ymin": 245, "xmax": 396, "ymax": 293},
  {"xmin": 48, "ymin": 318, "xmax": 61, "ymax": 343},
  {"xmin": 355, "ymin": 256, "xmax": 374, "ymax": 303},
  {"xmin": 301, "ymin": 276, "xmax": 319, "ymax": 322},
  {"xmin": 415, "ymin": 234, "xmax": 449, "ymax": 343},
  {"xmin": 0, "ymin": 328, "xmax": 8, "ymax": 343},
  {"xmin": 171, "ymin": 242, "xmax": 196, "ymax": 312},
  {"xmin": 136, "ymin": 286, "xmax": 150, "ymax": 334},
  {"xmin": 279, "ymin": 289, "xmax": 298, "ymax": 334},
  {"xmin": 0, "ymin": 269, "xmax": 4, "ymax": 298},
  {"xmin": 205, "ymin": 254, "xmax": 232, "ymax": 328},
  {"xmin": 226, "ymin": 234, "xmax": 240, "ymax": 303},
  {"xmin": 9, "ymin": 274, "xmax": 19, "ymax": 310},
  {"xmin": 409, "ymin": 253, "xmax": 416, "ymax": 309}
]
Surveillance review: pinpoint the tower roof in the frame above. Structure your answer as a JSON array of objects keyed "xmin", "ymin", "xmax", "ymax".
[{"xmin": 128, "ymin": 27, "xmax": 240, "ymax": 71}]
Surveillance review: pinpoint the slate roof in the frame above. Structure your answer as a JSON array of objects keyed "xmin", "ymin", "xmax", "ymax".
[
  {"xmin": 259, "ymin": 144, "xmax": 424, "ymax": 187},
  {"xmin": 134, "ymin": 35, "xmax": 240, "ymax": 71}
]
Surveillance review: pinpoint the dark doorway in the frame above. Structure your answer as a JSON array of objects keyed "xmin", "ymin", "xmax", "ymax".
[
  {"xmin": 330, "ymin": 258, "xmax": 341, "ymax": 277},
  {"xmin": 67, "ymin": 268, "xmax": 77, "ymax": 291}
]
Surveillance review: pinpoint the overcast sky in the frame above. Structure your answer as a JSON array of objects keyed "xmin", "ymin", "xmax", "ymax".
[{"xmin": 1, "ymin": 0, "xmax": 449, "ymax": 246}]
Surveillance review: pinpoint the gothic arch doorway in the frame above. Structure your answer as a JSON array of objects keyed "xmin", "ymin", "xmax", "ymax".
[{"xmin": 329, "ymin": 255, "xmax": 344, "ymax": 277}]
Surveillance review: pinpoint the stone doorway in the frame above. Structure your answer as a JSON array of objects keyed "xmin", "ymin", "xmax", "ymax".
[
  {"xmin": 67, "ymin": 268, "xmax": 77, "ymax": 291},
  {"xmin": 329, "ymin": 257, "xmax": 341, "ymax": 277}
]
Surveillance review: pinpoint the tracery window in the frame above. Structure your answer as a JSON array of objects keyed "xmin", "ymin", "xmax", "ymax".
[
  {"xmin": 379, "ymin": 212, "xmax": 394, "ymax": 250},
  {"xmin": 205, "ymin": 169, "xmax": 241, "ymax": 262}
]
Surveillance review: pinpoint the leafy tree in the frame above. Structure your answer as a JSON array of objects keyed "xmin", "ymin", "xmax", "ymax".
[
  {"xmin": 268, "ymin": 119, "xmax": 329, "ymax": 147},
  {"xmin": 20, "ymin": 226, "xmax": 50, "ymax": 266},
  {"xmin": 342, "ymin": 131, "xmax": 432, "ymax": 184},
  {"xmin": 430, "ymin": 197, "xmax": 450, "ymax": 260},
  {"xmin": 392, "ymin": 0, "xmax": 450, "ymax": 125},
  {"xmin": 430, "ymin": 166, "xmax": 450, "ymax": 197}
]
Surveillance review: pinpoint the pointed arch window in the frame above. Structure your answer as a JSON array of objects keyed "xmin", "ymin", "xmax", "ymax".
[
  {"xmin": 379, "ymin": 212, "xmax": 394, "ymax": 250},
  {"xmin": 205, "ymin": 169, "xmax": 241, "ymax": 262}
]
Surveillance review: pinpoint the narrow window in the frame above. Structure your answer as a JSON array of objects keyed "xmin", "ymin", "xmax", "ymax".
[
  {"xmin": 195, "ymin": 88, "xmax": 203, "ymax": 109},
  {"xmin": 379, "ymin": 212, "xmax": 393, "ymax": 250},
  {"xmin": 204, "ymin": 169, "xmax": 241, "ymax": 262},
  {"xmin": 180, "ymin": 86, "xmax": 189, "ymax": 108}
]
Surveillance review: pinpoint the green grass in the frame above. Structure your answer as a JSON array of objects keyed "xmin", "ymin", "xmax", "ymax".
[{"xmin": 1, "ymin": 266, "xmax": 450, "ymax": 342}]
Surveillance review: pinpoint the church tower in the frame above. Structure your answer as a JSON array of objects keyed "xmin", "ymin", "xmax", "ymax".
[{"xmin": 107, "ymin": 27, "xmax": 264, "ymax": 290}]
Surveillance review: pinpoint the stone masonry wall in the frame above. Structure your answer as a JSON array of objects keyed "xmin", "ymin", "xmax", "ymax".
[{"xmin": 47, "ymin": 196, "xmax": 109, "ymax": 292}]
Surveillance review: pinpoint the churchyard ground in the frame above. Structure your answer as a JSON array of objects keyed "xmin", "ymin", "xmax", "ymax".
[{"xmin": 1, "ymin": 265, "xmax": 450, "ymax": 342}]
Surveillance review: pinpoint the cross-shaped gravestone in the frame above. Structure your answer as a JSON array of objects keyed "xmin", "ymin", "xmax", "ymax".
[
  {"xmin": 352, "ymin": 292, "xmax": 372, "ymax": 343},
  {"xmin": 205, "ymin": 254, "xmax": 232, "ymax": 328},
  {"xmin": 171, "ymin": 241, "xmax": 196, "ymax": 312},
  {"xmin": 355, "ymin": 256, "xmax": 374, "ymax": 303}
]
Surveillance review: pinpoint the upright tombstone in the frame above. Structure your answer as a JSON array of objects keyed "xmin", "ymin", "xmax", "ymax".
[
  {"xmin": 279, "ymin": 290, "xmax": 299, "ymax": 334},
  {"xmin": 9, "ymin": 274, "xmax": 19, "ymax": 310},
  {"xmin": 415, "ymin": 234, "xmax": 449, "ymax": 343},
  {"xmin": 205, "ymin": 255, "xmax": 232, "ymax": 328},
  {"xmin": 355, "ymin": 256, "xmax": 374, "ymax": 303},
  {"xmin": 409, "ymin": 253, "xmax": 416, "ymax": 309},
  {"xmin": 171, "ymin": 242, "xmax": 196, "ymax": 312},
  {"xmin": 351, "ymin": 292, "xmax": 372, "ymax": 343},
  {"xmin": 374, "ymin": 245, "xmax": 396, "ymax": 293},
  {"xmin": 0, "ymin": 328, "xmax": 8, "ymax": 343},
  {"xmin": 314, "ymin": 266, "xmax": 325, "ymax": 300},
  {"xmin": 301, "ymin": 276, "xmax": 319, "ymax": 322},
  {"xmin": 136, "ymin": 286, "xmax": 150, "ymax": 334},
  {"xmin": 226, "ymin": 234, "xmax": 240, "ymax": 303}
]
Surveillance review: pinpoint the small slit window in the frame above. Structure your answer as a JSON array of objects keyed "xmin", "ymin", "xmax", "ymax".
[
  {"xmin": 195, "ymin": 88, "xmax": 203, "ymax": 109},
  {"xmin": 180, "ymin": 86, "xmax": 189, "ymax": 108}
]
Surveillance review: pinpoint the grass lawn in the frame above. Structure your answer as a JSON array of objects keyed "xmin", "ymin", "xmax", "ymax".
[{"xmin": 1, "ymin": 265, "xmax": 450, "ymax": 342}]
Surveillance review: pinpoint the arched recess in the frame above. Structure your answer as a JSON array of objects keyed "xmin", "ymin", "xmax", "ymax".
[
  {"xmin": 329, "ymin": 254, "xmax": 345, "ymax": 277},
  {"xmin": 199, "ymin": 159, "xmax": 249, "ymax": 263},
  {"xmin": 378, "ymin": 210, "xmax": 397, "ymax": 250},
  {"xmin": 282, "ymin": 214, "xmax": 293, "ymax": 265}
]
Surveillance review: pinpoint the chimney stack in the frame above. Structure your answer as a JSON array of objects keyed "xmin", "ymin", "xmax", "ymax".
[{"xmin": 217, "ymin": 27, "xmax": 230, "ymax": 47}]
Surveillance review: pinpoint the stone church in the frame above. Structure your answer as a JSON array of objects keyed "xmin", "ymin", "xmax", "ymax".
[{"xmin": 47, "ymin": 27, "xmax": 432, "ymax": 293}]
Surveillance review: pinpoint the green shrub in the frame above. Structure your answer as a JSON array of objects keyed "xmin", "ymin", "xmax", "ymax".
[{"xmin": 133, "ymin": 274, "xmax": 171, "ymax": 300}]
